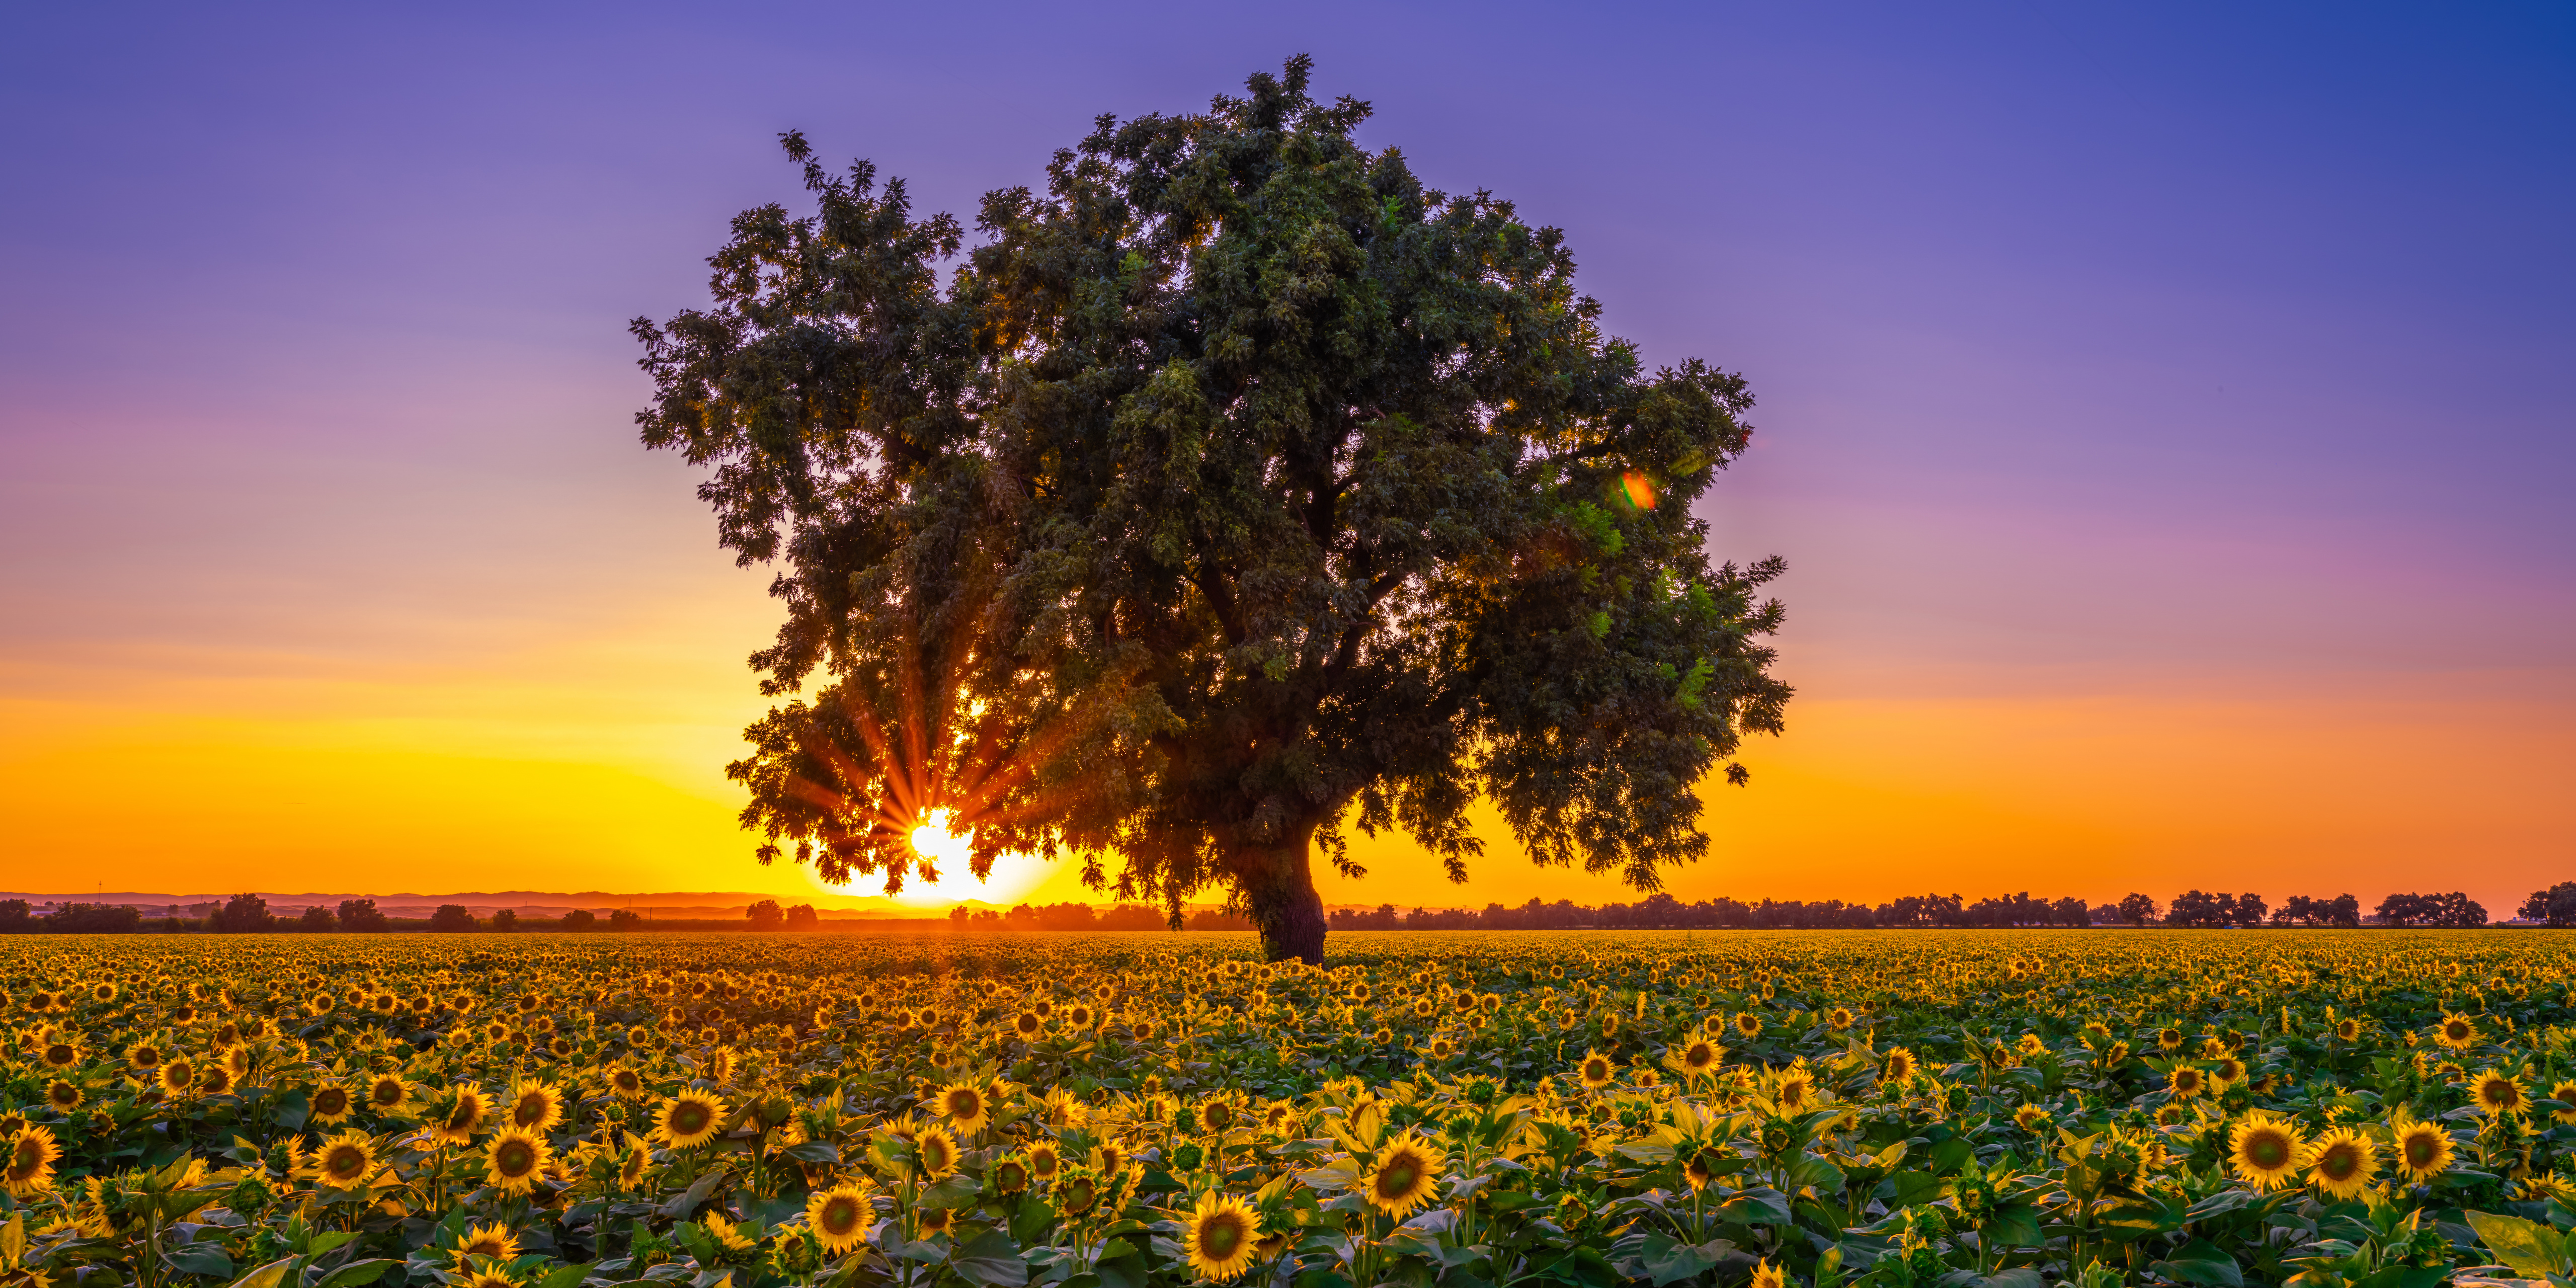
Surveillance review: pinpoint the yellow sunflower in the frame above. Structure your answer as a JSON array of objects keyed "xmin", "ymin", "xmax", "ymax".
[
  {"xmin": 458, "ymin": 1270, "xmax": 517, "ymax": 1288},
  {"xmin": 432, "ymin": 1085, "xmax": 490, "ymax": 1146},
  {"xmin": 1576, "ymin": 1051, "xmax": 1617, "ymax": 1090},
  {"xmin": 158, "ymin": 1059, "xmax": 196, "ymax": 1097},
  {"xmin": 484, "ymin": 1128, "xmax": 550, "ymax": 1195},
  {"xmin": 1752, "ymin": 1262, "xmax": 1786, "ymax": 1288},
  {"xmin": 703, "ymin": 1213, "xmax": 755, "ymax": 1254},
  {"xmin": 1734, "ymin": 1012, "xmax": 1763, "ymax": 1040},
  {"xmin": 451, "ymin": 1222, "xmax": 522, "ymax": 1264},
  {"xmin": 4, "ymin": 1125, "xmax": 61, "ymax": 1198},
  {"xmin": 45, "ymin": 1081, "xmax": 81, "ymax": 1112},
  {"xmin": 928, "ymin": 1083, "xmax": 991, "ymax": 1135},
  {"xmin": 1678, "ymin": 1038, "xmax": 1721, "ymax": 1075},
  {"xmin": 2228, "ymin": 1112, "xmax": 2306, "ymax": 1191},
  {"xmin": 1055, "ymin": 1168, "xmax": 1101, "ymax": 1218},
  {"xmin": 2435, "ymin": 1012, "xmax": 2478, "ymax": 1051},
  {"xmin": 2550, "ymin": 1081, "xmax": 2576, "ymax": 1125},
  {"xmin": 605, "ymin": 1066, "xmax": 645, "ymax": 1099},
  {"xmin": 1772, "ymin": 1067, "xmax": 1815, "ymax": 1112},
  {"xmin": 1180, "ymin": 1190, "xmax": 1262, "ymax": 1282},
  {"xmin": 2304, "ymin": 1128, "xmax": 2377, "ymax": 1200},
  {"xmin": 2392, "ymin": 1117, "xmax": 2454, "ymax": 1183},
  {"xmin": 365, "ymin": 1074, "xmax": 412, "ymax": 1114},
  {"xmin": 2167, "ymin": 1067, "xmax": 2204, "ymax": 1099},
  {"xmin": 1365, "ymin": 1132, "xmax": 1444, "ymax": 1219},
  {"xmin": 506, "ymin": 1081, "xmax": 564, "ymax": 1132},
  {"xmin": 914, "ymin": 1125, "xmax": 960, "ymax": 1179},
  {"xmin": 2470, "ymin": 1069, "xmax": 2528, "ymax": 1118},
  {"xmin": 656, "ymin": 1090, "xmax": 726, "ymax": 1149},
  {"xmin": 312, "ymin": 1130, "xmax": 377, "ymax": 1189},
  {"xmin": 1882, "ymin": 1047, "xmax": 1917, "ymax": 1086},
  {"xmin": 309, "ymin": 1083, "xmax": 356, "ymax": 1125},
  {"xmin": 2014, "ymin": 1104, "xmax": 2053, "ymax": 1132},
  {"xmin": 806, "ymin": 1183, "xmax": 873, "ymax": 1255}
]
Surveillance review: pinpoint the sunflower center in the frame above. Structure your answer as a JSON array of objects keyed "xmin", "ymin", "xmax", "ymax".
[{"xmin": 1201, "ymin": 1216, "xmax": 1243, "ymax": 1256}]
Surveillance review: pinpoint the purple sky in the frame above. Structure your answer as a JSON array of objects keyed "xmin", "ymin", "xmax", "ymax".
[{"xmin": 5, "ymin": 3, "xmax": 2571, "ymax": 905}]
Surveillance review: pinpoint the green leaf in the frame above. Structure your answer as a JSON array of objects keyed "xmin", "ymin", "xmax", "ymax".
[
  {"xmin": 164, "ymin": 1243, "xmax": 236, "ymax": 1279},
  {"xmin": 2466, "ymin": 1210, "xmax": 2569, "ymax": 1279},
  {"xmin": 952, "ymin": 1231, "xmax": 1029, "ymax": 1288},
  {"xmin": 2152, "ymin": 1239, "xmax": 2245, "ymax": 1288},
  {"xmin": 313, "ymin": 1260, "xmax": 397, "ymax": 1288},
  {"xmin": 531, "ymin": 1263, "xmax": 589, "ymax": 1288},
  {"xmin": 1982, "ymin": 1269, "xmax": 2045, "ymax": 1288},
  {"xmin": 1981, "ymin": 1204, "xmax": 2043, "ymax": 1250},
  {"xmin": 227, "ymin": 1258, "xmax": 299, "ymax": 1288}
]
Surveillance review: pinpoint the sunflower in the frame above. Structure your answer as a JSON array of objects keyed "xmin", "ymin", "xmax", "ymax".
[
  {"xmin": 2167, "ymin": 1067, "xmax": 2204, "ymax": 1099},
  {"xmin": 2228, "ymin": 1112, "xmax": 2306, "ymax": 1190},
  {"xmin": 703, "ymin": 1213, "xmax": 755, "ymax": 1254},
  {"xmin": 1576, "ymin": 1051, "xmax": 1616, "ymax": 1090},
  {"xmin": 2393, "ymin": 1117, "xmax": 2455, "ymax": 1183},
  {"xmin": 1827, "ymin": 1007, "xmax": 1856, "ymax": 1031},
  {"xmin": 506, "ymin": 1081, "xmax": 564, "ymax": 1132},
  {"xmin": 1026, "ymin": 1141, "xmax": 1064, "ymax": 1182},
  {"xmin": 451, "ymin": 1222, "xmax": 522, "ymax": 1264},
  {"xmin": 45, "ymin": 1081, "xmax": 82, "ymax": 1112},
  {"xmin": 1679, "ymin": 1038, "xmax": 1721, "ymax": 1075},
  {"xmin": 40, "ymin": 1041, "xmax": 79, "ymax": 1070},
  {"xmin": 656, "ymin": 1090, "xmax": 726, "ymax": 1149},
  {"xmin": 1055, "ymin": 1167, "xmax": 1101, "ymax": 1218},
  {"xmin": 432, "ymin": 1086, "xmax": 490, "ymax": 1146},
  {"xmin": 989, "ymin": 1153, "xmax": 1032, "ymax": 1196},
  {"xmin": 4, "ymin": 1126, "xmax": 61, "ymax": 1198},
  {"xmin": 458, "ymin": 1270, "xmax": 517, "ymax": 1288},
  {"xmin": 312, "ymin": 1130, "xmax": 377, "ymax": 1189},
  {"xmin": 1734, "ymin": 1012, "xmax": 1763, "ymax": 1039},
  {"xmin": 2014, "ymin": 1104, "xmax": 2053, "ymax": 1132},
  {"xmin": 484, "ymin": 1128, "xmax": 550, "ymax": 1195},
  {"xmin": 2304, "ymin": 1128, "xmax": 2378, "ymax": 1200},
  {"xmin": 806, "ymin": 1183, "xmax": 873, "ymax": 1255},
  {"xmin": 2470, "ymin": 1069, "xmax": 2528, "ymax": 1117},
  {"xmin": 200, "ymin": 1063, "xmax": 236, "ymax": 1097},
  {"xmin": 2550, "ymin": 1081, "xmax": 2576, "ymax": 1125},
  {"xmin": 1365, "ymin": 1132, "xmax": 1444, "ymax": 1219},
  {"xmin": 1683, "ymin": 1146, "xmax": 1725, "ymax": 1192},
  {"xmin": 1882, "ymin": 1047, "xmax": 1917, "ymax": 1086},
  {"xmin": 929, "ymin": 1083, "xmax": 990, "ymax": 1135},
  {"xmin": 2334, "ymin": 1018, "xmax": 2361, "ymax": 1042},
  {"xmin": 366, "ymin": 1074, "xmax": 412, "ymax": 1113},
  {"xmin": 2435, "ymin": 1012, "xmax": 2478, "ymax": 1051},
  {"xmin": 2210, "ymin": 1058, "xmax": 2245, "ymax": 1089},
  {"xmin": 606, "ymin": 1066, "xmax": 645, "ymax": 1099},
  {"xmin": 915, "ymin": 1125, "xmax": 960, "ymax": 1179},
  {"xmin": 1181, "ymin": 1190, "xmax": 1262, "ymax": 1282},
  {"xmin": 310, "ymin": 1083, "xmax": 356, "ymax": 1125},
  {"xmin": 1752, "ymin": 1262, "xmax": 1786, "ymax": 1288},
  {"xmin": 1772, "ymin": 1067, "xmax": 1815, "ymax": 1112}
]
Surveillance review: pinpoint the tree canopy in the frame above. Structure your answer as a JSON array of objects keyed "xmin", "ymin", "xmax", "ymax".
[{"xmin": 632, "ymin": 57, "xmax": 1791, "ymax": 961}]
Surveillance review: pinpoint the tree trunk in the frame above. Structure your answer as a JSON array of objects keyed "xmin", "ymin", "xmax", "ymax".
[{"xmin": 1233, "ymin": 821, "xmax": 1328, "ymax": 964}]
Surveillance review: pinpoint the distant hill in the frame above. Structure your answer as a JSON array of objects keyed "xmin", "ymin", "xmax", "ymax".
[{"xmin": 0, "ymin": 890, "xmax": 948, "ymax": 919}]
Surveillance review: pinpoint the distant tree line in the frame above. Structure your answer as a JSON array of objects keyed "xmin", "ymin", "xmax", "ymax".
[{"xmin": 0, "ymin": 883, "xmax": 2548, "ymax": 933}]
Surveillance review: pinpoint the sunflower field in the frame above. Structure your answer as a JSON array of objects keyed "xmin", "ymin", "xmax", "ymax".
[{"xmin": 7, "ymin": 931, "xmax": 2576, "ymax": 1288}]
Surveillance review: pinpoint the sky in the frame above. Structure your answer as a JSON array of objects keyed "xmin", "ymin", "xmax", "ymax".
[{"xmin": 3, "ymin": 3, "xmax": 2571, "ymax": 915}]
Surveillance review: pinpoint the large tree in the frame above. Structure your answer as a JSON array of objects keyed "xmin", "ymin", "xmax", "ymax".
[{"xmin": 633, "ymin": 58, "xmax": 1791, "ymax": 962}]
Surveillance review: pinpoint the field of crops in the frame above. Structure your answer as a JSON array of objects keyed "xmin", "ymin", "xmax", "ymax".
[{"xmin": 7, "ymin": 931, "xmax": 2576, "ymax": 1288}]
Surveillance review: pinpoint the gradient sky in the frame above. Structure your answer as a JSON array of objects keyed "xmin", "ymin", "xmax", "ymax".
[{"xmin": 4, "ymin": 3, "xmax": 2571, "ymax": 914}]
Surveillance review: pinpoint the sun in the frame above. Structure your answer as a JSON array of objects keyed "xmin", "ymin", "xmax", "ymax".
[
  {"xmin": 803, "ymin": 807, "xmax": 1053, "ymax": 907},
  {"xmin": 910, "ymin": 808, "xmax": 974, "ymax": 869}
]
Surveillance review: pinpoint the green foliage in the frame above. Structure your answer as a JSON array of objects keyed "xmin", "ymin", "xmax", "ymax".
[{"xmin": 632, "ymin": 58, "xmax": 1789, "ymax": 961}]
